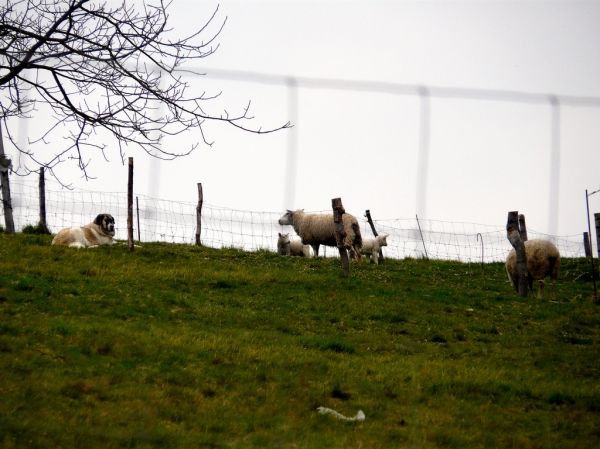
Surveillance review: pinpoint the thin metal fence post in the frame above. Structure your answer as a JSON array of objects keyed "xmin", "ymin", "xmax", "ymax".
[
  {"xmin": 136, "ymin": 196, "xmax": 141, "ymax": 243},
  {"xmin": 476, "ymin": 233, "xmax": 484, "ymax": 268},
  {"xmin": 415, "ymin": 214, "xmax": 428, "ymax": 260},
  {"xmin": 585, "ymin": 190, "xmax": 597, "ymax": 302}
]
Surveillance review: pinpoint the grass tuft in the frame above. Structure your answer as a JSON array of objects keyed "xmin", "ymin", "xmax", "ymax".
[{"xmin": 21, "ymin": 222, "xmax": 52, "ymax": 235}]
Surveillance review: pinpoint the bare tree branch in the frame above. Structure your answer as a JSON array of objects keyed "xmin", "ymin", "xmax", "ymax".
[{"xmin": 0, "ymin": 0, "xmax": 291, "ymax": 180}]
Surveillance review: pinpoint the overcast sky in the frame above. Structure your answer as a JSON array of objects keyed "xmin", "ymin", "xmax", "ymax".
[{"xmin": 7, "ymin": 0, "xmax": 600, "ymax": 237}]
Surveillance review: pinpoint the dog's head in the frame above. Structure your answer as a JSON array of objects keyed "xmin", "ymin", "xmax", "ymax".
[{"xmin": 93, "ymin": 214, "xmax": 116, "ymax": 236}]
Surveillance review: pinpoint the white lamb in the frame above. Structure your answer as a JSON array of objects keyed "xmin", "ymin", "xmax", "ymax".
[
  {"xmin": 361, "ymin": 234, "xmax": 389, "ymax": 265},
  {"xmin": 277, "ymin": 233, "xmax": 311, "ymax": 257},
  {"xmin": 505, "ymin": 239, "xmax": 561, "ymax": 300},
  {"xmin": 278, "ymin": 209, "xmax": 363, "ymax": 260}
]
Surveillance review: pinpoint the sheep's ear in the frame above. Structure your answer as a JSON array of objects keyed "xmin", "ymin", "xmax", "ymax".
[
  {"xmin": 279, "ymin": 233, "xmax": 282, "ymax": 237},
  {"xmin": 382, "ymin": 234, "xmax": 389, "ymax": 239},
  {"xmin": 286, "ymin": 209, "xmax": 293, "ymax": 214}
]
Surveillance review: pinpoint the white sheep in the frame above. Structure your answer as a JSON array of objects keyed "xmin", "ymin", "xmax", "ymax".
[
  {"xmin": 361, "ymin": 234, "xmax": 389, "ymax": 265},
  {"xmin": 278, "ymin": 209, "xmax": 363, "ymax": 260},
  {"xmin": 505, "ymin": 239, "xmax": 561, "ymax": 300},
  {"xmin": 277, "ymin": 233, "xmax": 311, "ymax": 257}
]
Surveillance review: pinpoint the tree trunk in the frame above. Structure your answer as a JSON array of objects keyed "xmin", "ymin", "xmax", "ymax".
[
  {"xmin": 507, "ymin": 211, "xmax": 528, "ymax": 297},
  {"xmin": 0, "ymin": 124, "xmax": 15, "ymax": 234},
  {"xmin": 332, "ymin": 198, "xmax": 350, "ymax": 277}
]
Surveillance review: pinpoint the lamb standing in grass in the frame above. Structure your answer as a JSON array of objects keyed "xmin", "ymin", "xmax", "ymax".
[
  {"xmin": 361, "ymin": 234, "xmax": 389, "ymax": 265},
  {"xmin": 505, "ymin": 239, "xmax": 560, "ymax": 300},
  {"xmin": 277, "ymin": 233, "xmax": 311, "ymax": 257},
  {"xmin": 278, "ymin": 209, "xmax": 363, "ymax": 260}
]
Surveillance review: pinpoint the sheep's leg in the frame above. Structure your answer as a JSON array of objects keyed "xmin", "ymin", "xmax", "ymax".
[
  {"xmin": 551, "ymin": 278, "xmax": 556, "ymax": 301},
  {"xmin": 372, "ymin": 251, "xmax": 379, "ymax": 265},
  {"xmin": 312, "ymin": 244, "xmax": 320, "ymax": 257},
  {"xmin": 537, "ymin": 279, "xmax": 545, "ymax": 299}
]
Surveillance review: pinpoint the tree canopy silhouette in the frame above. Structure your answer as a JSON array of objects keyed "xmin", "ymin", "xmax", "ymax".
[{"xmin": 0, "ymin": 0, "xmax": 290, "ymax": 179}]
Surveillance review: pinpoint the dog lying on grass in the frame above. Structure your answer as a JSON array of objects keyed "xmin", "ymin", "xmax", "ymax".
[{"xmin": 52, "ymin": 214, "xmax": 116, "ymax": 248}]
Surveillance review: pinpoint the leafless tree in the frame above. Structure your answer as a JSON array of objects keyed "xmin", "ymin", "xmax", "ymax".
[{"xmin": 0, "ymin": 0, "xmax": 290, "ymax": 180}]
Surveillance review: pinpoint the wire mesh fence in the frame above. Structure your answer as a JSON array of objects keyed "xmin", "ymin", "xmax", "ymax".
[{"xmin": 3, "ymin": 178, "xmax": 589, "ymax": 263}]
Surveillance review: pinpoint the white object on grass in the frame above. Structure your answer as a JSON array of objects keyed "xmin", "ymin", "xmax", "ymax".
[{"xmin": 317, "ymin": 407, "xmax": 365, "ymax": 421}]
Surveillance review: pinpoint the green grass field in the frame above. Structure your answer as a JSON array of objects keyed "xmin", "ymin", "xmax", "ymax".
[{"xmin": 1, "ymin": 233, "xmax": 599, "ymax": 448}]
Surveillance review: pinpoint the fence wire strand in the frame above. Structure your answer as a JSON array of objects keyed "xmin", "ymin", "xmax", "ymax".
[{"xmin": 3, "ymin": 178, "xmax": 588, "ymax": 262}]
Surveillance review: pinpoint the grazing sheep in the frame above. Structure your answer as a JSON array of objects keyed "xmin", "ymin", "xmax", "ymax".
[
  {"xmin": 505, "ymin": 239, "xmax": 560, "ymax": 300},
  {"xmin": 277, "ymin": 233, "xmax": 311, "ymax": 257},
  {"xmin": 361, "ymin": 234, "xmax": 389, "ymax": 265},
  {"xmin": 278, "ymin": 209, "xmax": 363, "ymax": 260}
]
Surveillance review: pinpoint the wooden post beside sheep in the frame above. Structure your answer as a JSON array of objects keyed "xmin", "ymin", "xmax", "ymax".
[
  {"xmin": 277, "ymin": 232, "xmax": 311, "ymax": 257},
  {"xmin": 361, "ymin": 234, "xmax": 389, "ymax": 265},
  {"xmin": 505, "ymin": 239, "xmax": 561, "ymax": 300},
  {"xmin": 278, "ymin": 209, "xmax": 363, "ymax": 260}
]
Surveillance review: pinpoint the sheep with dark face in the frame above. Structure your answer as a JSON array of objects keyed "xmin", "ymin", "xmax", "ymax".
[
  {"xmin": 277, "ymin": 232, "xmax": 311, "ymax": 257},
  {"xmin": 505, "ymin": 239, "xmax": 560, "ymax": 300},
  {"xmin": 361, "ymin": 234, "xmax": 389, "ymax": 265},
  {"xmin": 278, "ymin": 209, "xmax": 362, "ymax": 260}
]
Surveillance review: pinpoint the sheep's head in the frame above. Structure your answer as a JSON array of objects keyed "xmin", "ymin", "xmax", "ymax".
[
  {"xmin": 278, "ymin": 209, "xmax": 298, "ymax": 226},
  {"xmin": 277, "ymin": 232, "xmax": 291, "ymax": 245},
  {"xmin": 377, "ymin": 234, "xmax": 389, "ymax": 247}
]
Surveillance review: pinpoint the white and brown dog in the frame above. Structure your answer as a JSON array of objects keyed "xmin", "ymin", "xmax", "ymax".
[{"xmin": 52, "ymin": 214, "xmax": 116, "ymax": 248}]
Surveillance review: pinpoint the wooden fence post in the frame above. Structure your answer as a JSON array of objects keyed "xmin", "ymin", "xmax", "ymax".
[
  {"xmin": 0, "ymin": 124, "xmax": 15, "ymax": 234},
  {"xmin": 365, "ymin": 209, "xmax": 384, "ymax": 263},
  {"xmin": 584, "ymin": 232, "xmax": 591, "ymax": 257},
  {"xmin": 332, "ymin": 197, "xmax": 350, "ymax": 277},
  {"xmin": 518, "ymin": 214, "xmax": 528, "ymax": 242},
  {"xmin": 127, "ymin": 157, "xmax": 134, "ymax": 252},
  {"xmin": 195, "ymin": 183, "xmax": 203, "ymax": 246},
  {"xmin": 39, "ymin": 167, "xmax": 47, "ymax": 231},
  {"xmin": 507, "ymin": 211, "xmax": 528, "ymax": 297}
]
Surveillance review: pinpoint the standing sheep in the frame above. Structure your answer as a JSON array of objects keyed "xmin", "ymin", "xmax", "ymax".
[
  {"xmin": 277, "ymin": 233, "xmax": 311, "ymax": 257},
  {"xmin": 361, "ymin": 234, "xmax": 389, "ymax": 265},
  {"xmin": 505, "ymin": 239, "xmax": 560, "ymax": 300},
  {"xmin": 278, "ymin": 209, "xmax": 363, "ymax": 260}
]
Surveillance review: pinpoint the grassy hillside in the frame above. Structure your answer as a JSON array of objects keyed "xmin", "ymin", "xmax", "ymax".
[{"xmin": 1, "ymin": 233, "xmax": 599, "ymax": 448}]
